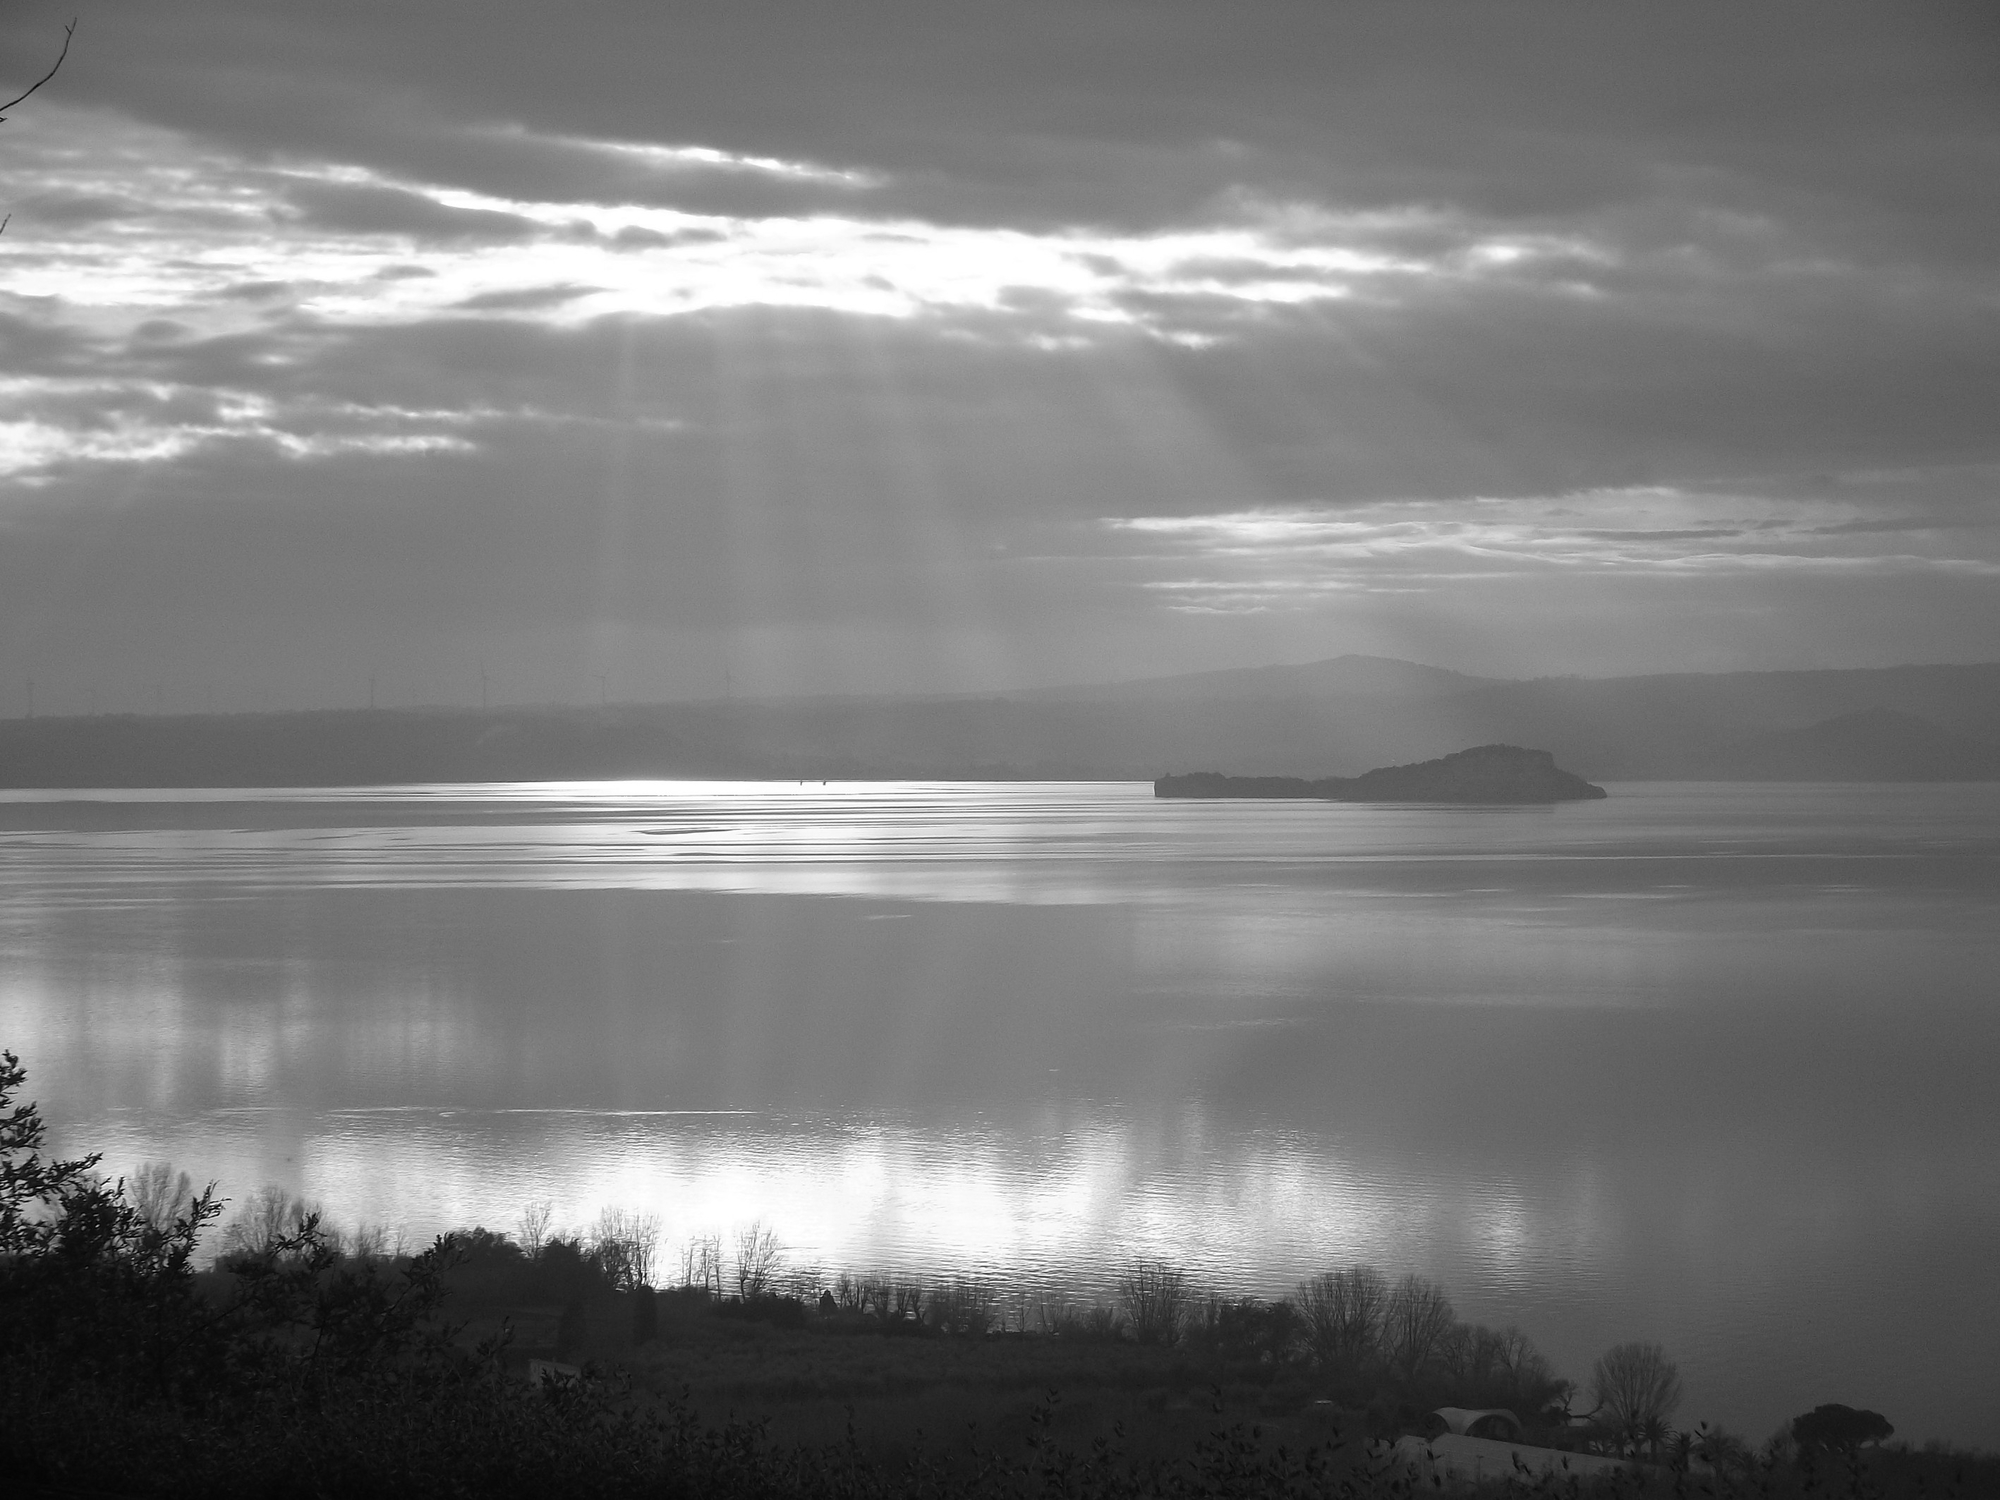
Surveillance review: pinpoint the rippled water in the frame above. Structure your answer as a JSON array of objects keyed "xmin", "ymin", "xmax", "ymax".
[{"xmin": 3, "ymin": 781, "xmax": 1997, "ymax": 1444}]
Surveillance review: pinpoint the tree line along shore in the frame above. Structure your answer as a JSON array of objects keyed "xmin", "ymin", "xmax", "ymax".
[{"xmin": 5, "ymin": 1052, "xmax": 1989, "ymax": 1499}]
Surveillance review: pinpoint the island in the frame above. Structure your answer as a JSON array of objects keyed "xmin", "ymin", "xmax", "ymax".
[{"xmin": 1155, "ymin": 743, "xmax": 1608, "ymax": 804}]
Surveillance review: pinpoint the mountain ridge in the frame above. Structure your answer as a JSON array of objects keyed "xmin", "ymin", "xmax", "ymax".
[{"xmin": 2, "ymin": 659, "xmax": 1997, "ymax": 786}]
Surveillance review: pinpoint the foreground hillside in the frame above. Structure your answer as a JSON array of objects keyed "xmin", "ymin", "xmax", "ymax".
[{"xmin": 9, "ymin": 1052, "xmax": 1998, "ymax": 1499}]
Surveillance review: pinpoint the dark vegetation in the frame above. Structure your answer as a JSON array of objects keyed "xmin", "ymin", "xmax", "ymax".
[{"xmin": 5, "ymin": 1052, "xmax": 1995, "ymax": 1497}]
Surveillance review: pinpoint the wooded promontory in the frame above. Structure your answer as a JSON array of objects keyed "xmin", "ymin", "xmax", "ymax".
[{"xmin": 1155, "ymin": 744, "xmax": 1608, "ymax": 804}]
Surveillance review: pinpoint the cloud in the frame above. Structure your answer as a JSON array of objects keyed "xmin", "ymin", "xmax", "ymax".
[
  {"xmin": 508, "ymin": 127, "xmax": 883, "ymax": 189},
  {"xmin": 0, "ymin": 0, "xmax": 1995, "ymax": 698},
  {"xmin": 453, "ymin": 284, "xmax": 601, "ymax": 312},
  {"xmin": 280, "ymin": 178, "xmax": 545, "ymax": 241},
  {"xmin": 1093, "ymin": 489, "xmax": 2000, "ymax": 613}
]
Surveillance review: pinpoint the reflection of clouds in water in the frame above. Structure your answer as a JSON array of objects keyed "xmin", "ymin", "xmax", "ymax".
[
  {"xmin": 77, "ymin": 1103, "xmax": 1495, "ymax": 1291},
  {"xmin": 96, "ymin": 1105, "xmax": 1609, "ymax": 1303}
]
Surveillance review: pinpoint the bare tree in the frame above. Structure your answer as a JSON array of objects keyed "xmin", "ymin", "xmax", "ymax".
[
  {"xmin": 680, "ymin": 1232, "xmax": 723, "ymax": 1294},
  {"xmin": 516, "ymin": 1199, "xmax": 554, "ymax": 1261},
  {"xmin": 126, "ymin": 1159, "xmax": 195, "ymax": 1232},
  {"xmin": 1695, "ymin": 1423, "xmax": 1755, "ymax": 1482},
  {"xmin": 1117, "ymin": 1259, "xmax": 1189, "ymax": 1346},
  {"xmin": 590, "ymin": 1207, "xmax": 660, "ymax": 1290},
  {"xmin": 347, "ymin": 1221, "xmax": 390, "ymax": 1261},
  {"xmin": 1491, "ymin": 1324, "xmax": 1567, "ymax": 1410},
  {"xmin": 1439, "ymin": 1321, "xmax": 1496, "ymax": 1384},
  {"xmin": 1296, "ymin": 1264, "xmax": 1389, "ymax": 1369},
  {"xmin": 1592, "ymin": 1341, "xmax": 1683, "ymax": 1451},
  {"xmin": 219, "ymin": 1184, "xmax": 322, "ymax": 1257},
  {"xmin": 1380, "ymin": 1272, "xmax": 1456, "ymax": 1383},
  {"xmin": 856, "ymin": 1273, "xmax": 892, "ymax": 1320},
  {"xmin": 732, "ymin": 1220, "xmax": 783, "ymax": 1298},
  {"xmin": 929, "ymin": 1276, "xmax": 997, "ymax": 1336}
]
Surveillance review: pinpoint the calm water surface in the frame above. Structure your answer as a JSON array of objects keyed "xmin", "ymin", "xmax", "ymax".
[{"xmin": 3, "ymin": 781, "xmax": 1996, "ymax": 1444}]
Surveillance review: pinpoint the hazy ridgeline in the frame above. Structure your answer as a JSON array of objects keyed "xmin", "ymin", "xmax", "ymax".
[
  {"xmin": 11, "ymin": 1056, "xmax": 1988, "ymax": 1500},
  {"xmin": 5, "ymin": 658, "xmax": 1999, "ymax": 785}
]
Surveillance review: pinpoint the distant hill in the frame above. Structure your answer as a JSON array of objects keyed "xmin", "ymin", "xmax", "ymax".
[
  {"xmin": 1157, "ymin": 745, "xmax": 1607, "ymax": 804},
  {"xmin": 1686, "ymin": 709, "xmax": 2000, "ymax": 781},
  {"xmin": 3, "ymin": 660, "xmax": 1998, "ymax": 786}
]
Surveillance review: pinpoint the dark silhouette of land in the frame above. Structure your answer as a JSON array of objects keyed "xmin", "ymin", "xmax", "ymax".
[
  {"xmin": 3, "ymin": 657, "xmax": 1997, "ymax": 786},
  {"xmin": 1156, "ymin": 745, "xmax": 1608, "ymax": 804}
]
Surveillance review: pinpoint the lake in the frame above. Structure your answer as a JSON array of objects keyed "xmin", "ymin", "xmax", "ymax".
[{"xmin": 2, "ymin": 780, "xmax": 1996, "ymax": 1445}]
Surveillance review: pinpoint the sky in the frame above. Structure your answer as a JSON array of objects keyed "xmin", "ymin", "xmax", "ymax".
[{"xmin": 2, "ymin": 0, "xmax": 1997, "ymax": 710}]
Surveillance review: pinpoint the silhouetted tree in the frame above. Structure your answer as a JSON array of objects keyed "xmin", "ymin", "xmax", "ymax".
[
  {"xmin": 1118, "ymin": 1259, "xmax": 1189, "ymax": 1346},
  {"xmin": 1296, "ymin": 1264, "xmax": 1389, "ymax": 1375},
  {"xmin": 733, "ymin": 1220, "xmax": 783, "ymax": 1297},
  {"xmin": 1592, "ymin": 1340, "xmax": 1683, "ymax": 1453},
  {"xmin": 1380, "ymin": 1272, "xmax": 1455, "ymax": 1385},
  {"xmin": 125, "ymin": 1159, "xmax": 195, "ymax": 1232},
  {"xmin": 930, "ymin": 1275, "xmax": 998, "ymax": 1336},
  {"xmin": 516, "ymin": 1198, "xmax": 554, "ymax": 1260},
  {"xmin": 219, "ymin": 1182, "xmax": 321, "ymax": 1258},
  {"xmin": 1792, "ymin": 1403, "xmax": 1894, "ymax": 1453},
  {"xmin": 590, "ymin": 1206, "xmax": 660, "ymax": 1290}
]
